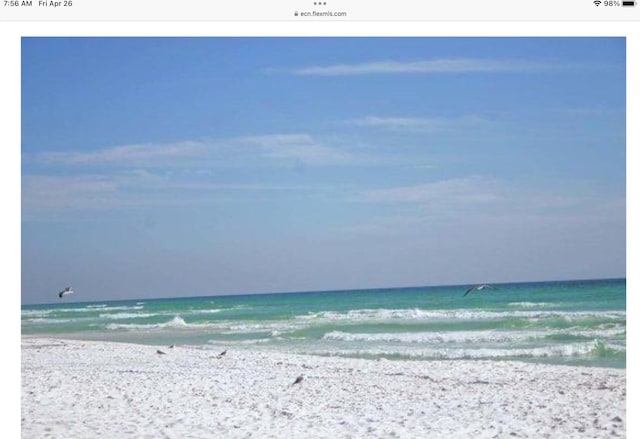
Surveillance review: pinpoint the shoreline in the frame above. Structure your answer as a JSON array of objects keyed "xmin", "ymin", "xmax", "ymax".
[{"xmin": 22, "ymin": 336, "xmax": 626, "ymax": 438}]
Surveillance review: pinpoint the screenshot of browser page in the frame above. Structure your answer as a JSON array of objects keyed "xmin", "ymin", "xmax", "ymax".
[{"xmin": 5, "ymin": 1, "xmax": 636, "ymax": 437}]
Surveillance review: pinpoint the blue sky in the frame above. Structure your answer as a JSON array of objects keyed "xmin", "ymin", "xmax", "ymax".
[{"xmin": 21, "ymin": 37, "xmax": 626, "ymax": 304}]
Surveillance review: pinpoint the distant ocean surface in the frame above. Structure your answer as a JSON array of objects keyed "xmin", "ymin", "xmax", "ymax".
[{"xmin": 21, "ymin": 278, "xmax": 626, "ymax": 368}]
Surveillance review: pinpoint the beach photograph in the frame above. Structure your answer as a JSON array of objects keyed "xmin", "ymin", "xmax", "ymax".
[{"xmin": 21, "ymin": 37, "xmax": 626, "ymax": 438}]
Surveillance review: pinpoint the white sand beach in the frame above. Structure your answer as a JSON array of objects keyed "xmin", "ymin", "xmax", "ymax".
[{"xmin": 21, "ymin": 337, "xmax": 625, "ymax": 438}]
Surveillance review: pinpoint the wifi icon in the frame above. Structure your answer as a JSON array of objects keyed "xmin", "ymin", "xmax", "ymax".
[{"xmin": 594, "ymin": 0, "xmax": 602, "ymax": 5}]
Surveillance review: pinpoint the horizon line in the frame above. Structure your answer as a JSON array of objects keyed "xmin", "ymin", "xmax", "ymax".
[{"xmin": 21, "ymin": 276, "xmax": 626, "ymax": 307}]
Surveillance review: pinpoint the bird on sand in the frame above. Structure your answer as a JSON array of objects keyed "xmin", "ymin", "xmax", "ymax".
[
  {"xmin": 217, "ymin": 349, "xmax": 227, "ymax": 359},
  {"xmin": 156, "ymin": 349, "xmax": 166, "ymax": 355},
  {"xmin": 292, "ymin": 374, "xmax": 304, "ymax": 385},
  {"xmin": 463, "ymin": 284, "xmax": 496, "ymax": 297},
  {"xmin": 58, "ymin": 287, "xmax": 74, "ymax": 299}
]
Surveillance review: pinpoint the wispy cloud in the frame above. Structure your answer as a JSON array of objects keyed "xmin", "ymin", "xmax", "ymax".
[
  {"xmin": 348, "ymin": 177, "xmax": 624, "ymax": 235},
  {"xmin": 32, "ymin": 141, "xmax": 208, "ymax": 166},
  {"xmin": 21, "ymin": 169, "xmax": 332, "ymax": 214},
  {"xmin": 22, "ymin": 173, "xmax": 137, "ymax": 211},
  {"xmin": 349, "ymin": 115, "xmax": 489, "ymax": 132},
  {"xmin": 285, "ymin": 58, "xmax": 558, "ymax": 76},
  {"xmin": 21, "ymin": 133, "xmax": 377, "ymax": 217},
  {"xmin": 233, "ymin": 134, "xmax": 360, "ymax": 166},
  {"xmin": 361, "ymin": 177, "xmax": 501, "ymax": 205},
  {"xmin": 25, "ymin": 134, "xmax": 362, "ymax": 168}
]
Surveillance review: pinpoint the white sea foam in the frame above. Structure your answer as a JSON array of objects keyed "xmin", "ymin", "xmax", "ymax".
[
  {"xmin": 607, "ymin": 341, "xmax": 627, "ymax": 351},
  {"xmin": 21, "ymin": 308, "xmax": 94, "ymax": 315},
  {"xmin": 43, "ymin": 305, "xmax": 144, "ymax": 313},
  {"xmin": 89, "ymin": 305, "xmax": 144, "ymax": 312},
  {"xmin": 22, "ymin": 306, "xmax": 133, "ymax": 317},
  {"xmin": 300, "ymin": 340, "xmax": 622, "ymax": 360},
  {"xmin": 188, "ymin": 309, "xmax": 223, "ymax": 314},
  {"xmin": 216, "ymin": 304, "xmax": 253, "ymax": 311},
  {"xmin": 103, "ymin": 315, "xmax": 285, "ymax": 332},
  {"xmin": 21, "ymin": 309, "xmax": 55, "ymax": 317},
  {"xmin": 106, "ymin": 315, "xmax": 191, "ymax": 330},
  {"xmin": 231, "ymin": 304, "xmax": 252, "ymax": 310},
  {"xmin": 558, "ymin": 326, "xmax": 626, "ymax": 339},
  {"xmin": 182, "ymin": 305, "xmax": 250, "ymax": 315},
  {"xmin": 296, "ymin": 308, "xmax": 626, "ymax": 322},
  {"xmin": 322, "ymin": 326, "xmax": 626, "ymax": 344},
  {"xmin": 207, "ymin": 338, "xmax": 274, "ymax": 346},
  {"xmin": 323, "ymin": 330, "xmax": 544, "ymax": 344},
  {"xmin": 104, "ymin": 316, "xmax": 306, "ymax": 334},
  {"xmin": 507, "ymin": 302, "xmax": 557, "ymax": 308},
  {"xmin": 99, "ymin": 312, "xmax": 156, "ymax": 320},
  {"xmin": 22, "ymin": 318, "xmax": 74, "ymax": 324},
  {"xmin": 297, "ymin": 308, "xmax": 430, "ymax": 321},
  {"xmin": 216, "ymin": 321, "xmax": 305, "ymax": 334}
]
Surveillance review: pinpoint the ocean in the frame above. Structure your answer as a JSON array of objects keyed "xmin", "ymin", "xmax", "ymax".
[{"xmin": 21, "ymin": 278, "xmax": 626, "ymax": 368}]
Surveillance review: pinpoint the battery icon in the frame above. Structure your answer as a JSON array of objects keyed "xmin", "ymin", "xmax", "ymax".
[{"xmin": 622, "ymin": 0, "xmax": 636, "ymax": 5}]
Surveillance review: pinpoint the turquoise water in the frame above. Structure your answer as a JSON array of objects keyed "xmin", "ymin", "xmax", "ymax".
[{"xmin": 21, "ymin": 278, "xmax": 626, "ymax": 368}]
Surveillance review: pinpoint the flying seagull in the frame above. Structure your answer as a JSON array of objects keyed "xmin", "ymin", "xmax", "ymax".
[
  {"xmin": 58, "ymin": 287, "xmax": 74, "ymax": 299},
  {"xmin": 463, "ymin": 284, "xmax": 495, "ymax": 297}
]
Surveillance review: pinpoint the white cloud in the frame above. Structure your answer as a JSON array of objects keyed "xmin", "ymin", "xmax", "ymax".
[
  {"xmin": 234, "ymin": 134, "xmax": 359, "ymax": 166},
  {"xmin": 287, "ymin": 58, "xmax": 557, "ymax": 76},
  {"xmin": 21, "ymin": 170, "xmax": 169, "ymax": 211},
  {"xmin": 33, "ymin": 141, "xmax": 208, "ymax": 165},
  {"xmin": 22, "ymin": 174, "xmax": 122, "ymax": 210},
  {"xmin": 362, "ymin": 177, "xmax": 500, "ymax": 205},
  {"xmin": 349, "ymin": 115, "xmax": 489, "ymax": 132},
  {"xmin": 21, "ymin": 133, "xmax": 373, "ymax": 217},
  {"xmin": 348, "ymin": 177, "xmax": 624, "ymax": 236},
  {"xmin": 25, "ymin": 134, "xmax": 362, "ymax": 168},
  {"xmin": 21, "ymin": 167, "xmax": 337, "ymax": 215}
]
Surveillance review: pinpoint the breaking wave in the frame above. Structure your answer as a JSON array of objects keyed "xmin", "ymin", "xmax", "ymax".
[
  {"xmin": 507, "ymin": 302, "xmax": 557, "ymax": 308},
  {"xmin": 296, "ymin": 308, "xmax": 626, "ymax": 322},
  {"xmin": 106, "ymin": 315, "xmax": 192, "ymax": 330},
  {"xmin": 99, "ymin": 312, "xmax": 157, "ymax": 320},
  {"xmin": 322, "ymin": 326, "xmax": 626, "ymax": 344},
  {"xmin": 299, "ymin": 340, "xmax": 625, "ymax": 360}
]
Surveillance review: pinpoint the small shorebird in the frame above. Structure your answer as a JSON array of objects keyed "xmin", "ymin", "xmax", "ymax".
[
  {"xmin": 217, "ymin": 349, "xmax": 227, "ymax": 359},
  {"xmin": 292, "ymin": 374, "xmax": 304, "ymax": 385},
  {"xmin": 58, "ymin": 287, "xmax": 74, "ymax": 299},
  {"xmin": 463, "ymin": 284, "xmax": 496, "ymax": 297},
  {"xmin": 156, "ymin": 349, "xmax": 167, "ymax": 355}
]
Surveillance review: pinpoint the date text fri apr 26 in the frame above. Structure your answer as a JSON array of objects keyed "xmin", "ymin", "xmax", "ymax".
[{"xmin": 38, "ymin": 0, "xmax": 72, "ymax": 6}]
